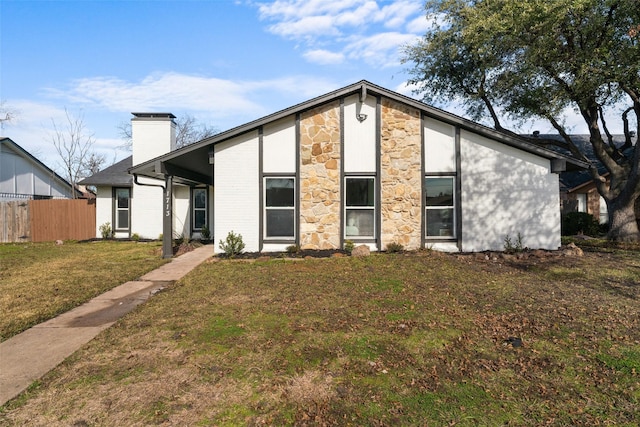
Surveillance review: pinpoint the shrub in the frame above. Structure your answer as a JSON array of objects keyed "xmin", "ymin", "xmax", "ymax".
[
  {"xmin": 200, "ymin": 224, "xmax": 211, "ymax": 241},
  {"xmin": 344, "ymin": 240, "xmax": 355, "ymax": 255},
  {"xmin": 562, "ymin": 212, "xmax": 601, "ymax": 237},
  {"xmin": 286, "ymin": 244, "xmax": 299, "ymax": 254},
  {"xmin": 219, "ymin": 231, "xmax": 245, "ymax": 258},
  {"xmin": 386, "ymin": 242, "xmax": 405, "ymax": 253},
  {"xmin": 131, "ymin": 233, "xmax": 140, "ymax": 241},
  {"xmin": 504, "ymin": 233, "xmax": 524, "ymax": 253},
  {"xmin": 99, "ymin": 222, "xmax": 112, "ymax": 239},
  {"xmin": 174, "ymin": 234, "xmax": 188, "ymax": 246}
]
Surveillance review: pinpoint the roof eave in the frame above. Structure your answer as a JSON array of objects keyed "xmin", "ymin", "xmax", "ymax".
[{"xmin": 129, "ymin": 80, "xmax": 589, "ymax": 175}]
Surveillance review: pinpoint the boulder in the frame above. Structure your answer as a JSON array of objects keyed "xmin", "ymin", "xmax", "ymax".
[{"xmin": 351, "ymin": 245, "xmax": 371, "ymax": 257}]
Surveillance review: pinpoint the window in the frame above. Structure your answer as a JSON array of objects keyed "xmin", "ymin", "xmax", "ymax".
[
  {"xmin": 192, "ymin": 188, "xmax": 207, "ymax": 231},
  {"xmin": 576, "ymin": 194, "xmax": 587, "ymax": 213},
  {"xmin": 114, "ymin": 187, "xmax": 130, "ymax": 231},
  {"xmin": 599, "ymin": 196, "xmax": 608, "ymax": 224},
  {"xmin": 265, "ymin": 177, "xmax": 295, "ymax": 239},
  {"xmin": 425, "ymin": 177, "xmax": 455, "ymax": 238},
  {"xmin": 345, "ymin": 177, "xmax": 375, "ymax": 238}
]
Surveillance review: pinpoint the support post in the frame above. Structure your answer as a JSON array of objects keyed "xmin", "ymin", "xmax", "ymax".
[{"xmin": 162, "ymin": 175, "xmax": 173, "ymax": 258}]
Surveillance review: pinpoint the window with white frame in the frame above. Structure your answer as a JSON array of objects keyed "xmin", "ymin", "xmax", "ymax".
[
  {"xmin": 345, "ymin": 177, "xmax": 375, "ymax": 238},
  {"xmin": 264, "ymin": 177, "xmax": 295, "ymax": 239},
  {"xmin": 425, "ymin": 177, "xmax": 455, "ymax": 238},
  {"xmin": 114, "ymin": 187, "xmax": 130, "ymax": 231},
  {"xmin": 192, "ymin": 188, "xmax": 207, "ymax": 231}
]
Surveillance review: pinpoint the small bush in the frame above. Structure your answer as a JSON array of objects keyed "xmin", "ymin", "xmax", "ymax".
[
  {"xmin": 219, "ymin": 231, "xmax": 245, "ymax": 258},
  {"xmin": 286, "ymin": 244, "xmax": 299, "ymax": 254},
  {"xmin": 99, "ymin": 222, "xmax": 112, "ymax": 239},
  {"xmin": 174, "ymin": 234, "xmax": 188, "ymax": 246},
  {"xmin": 386, "ymin": 242, "xmax": 404, "ymax": 253},
  {"xmin": 200, "ymin": 224, "xmax": 211, "ymax": 241},
  {"xmin": 131, "ymin": 233, "xmax": 140, "ymax": 242},
  {"xmin": 562, "ymin": 212, "xmax": 601, "ymax": 237},
  {"xmin": 344, "ymin": 240, "xmax": 355, "ymax": 255},
  {"xmin": 504, "ymin": 233, "xmax": 524, "ymax": 253}
]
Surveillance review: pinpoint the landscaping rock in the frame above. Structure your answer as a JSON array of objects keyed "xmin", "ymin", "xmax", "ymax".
[
  {"xmin": 562, "ymin": 242, "xmax": 584, "ymax": 257},
  {"xmin": 351, "ymin": 245, "xmax": 371, "ymax": 257}
]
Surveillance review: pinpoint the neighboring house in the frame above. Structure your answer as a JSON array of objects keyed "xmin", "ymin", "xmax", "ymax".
[
  {"xmin": 534, "ymin": 134, "xmax": 638, "ymax": 226},
  {"xmin": 83, "ymin": 81, "xmax": 585, "ymax": 257},
  {"xmin": 0, "ymin": 137, "xmax": 74, "ymax": 201}
]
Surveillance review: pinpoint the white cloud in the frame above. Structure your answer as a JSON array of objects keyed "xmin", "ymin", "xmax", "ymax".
[
  {"xmin": 375, "ymin": 0, "xmax": 422, "ymax": 29},
  {"xmin": 303, "ymin": 49, "xmax": 345, "ymax": 65},
  {"xmin": 46, "ymin": 73, "xmax": 265, "ymax": 118},
  {"xmin": 344, "ymin": 32, "xmax": 419, "ymax": 67},
  {"xmin": 257, "ymin": 0, "xmax": 422, "ymax": 39},
  {"xmin": 267, "ymin": 15, "xmax": 340, "ymax": 38},
  {"xmin": 254, "ymin": 0, "xmax": 426, "ymax": 69}
]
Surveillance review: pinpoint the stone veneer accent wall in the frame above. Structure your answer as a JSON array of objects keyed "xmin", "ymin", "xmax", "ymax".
[
  {"xmin": 299, "ymin": 102, "xmax": 341, "ymax": 250},
  {"xmin": 380, "ymin": 98, "xmax": 423, "ymax": 250}
]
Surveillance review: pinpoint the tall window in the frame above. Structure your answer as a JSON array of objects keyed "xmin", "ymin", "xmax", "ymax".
[
  {"xmin": 425, "ymin": 177, "xmax": 455, "ymax": 238},
  {"xmin": 114, "ymin": 187, "xmax": 130, "ymax": 231},
  {"xmin": 265, "ymin": 177, "xmax": 295, "ymax": 239},
  {"xmin": 192, "ymin": 188, "xmax": 207, "ymax": 231},
  {"xmin": 345, "ymin": 177, "xmax": 375, "ymax": 238}
]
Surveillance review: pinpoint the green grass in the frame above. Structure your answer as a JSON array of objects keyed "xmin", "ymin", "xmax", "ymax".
[
  {"xmin": 1, "ymin": 247, "xmax": 639, "ymax": 425},
  {"xmin": 0, "ymin": 240, "xmax": 167, "ymax": 341}
]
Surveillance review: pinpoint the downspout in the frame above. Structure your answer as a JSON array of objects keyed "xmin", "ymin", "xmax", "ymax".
[{"xmin": 133, "ymin": 173, "xmax": 174, "ymax": 259}]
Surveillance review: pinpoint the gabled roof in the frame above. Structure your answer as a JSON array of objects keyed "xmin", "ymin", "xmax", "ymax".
[
  {"xmin": 78, "ymin": 156, "xmax": 133, "ymax": 186},
  {"xmin": 0, "ymin": 137, "xmax": 73, "ymax": 191},
  {"xmin": 129, "ymin": 80, "xmax": 588, "ymax": 183}
]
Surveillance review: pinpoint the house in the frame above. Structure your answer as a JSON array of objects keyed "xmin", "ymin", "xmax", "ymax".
[
  {"xmin": 534, "ymin": 134, "xmax": 639, "ymax": 226},
  {"xmin": 0, "ymin": 137, "xmax": 75, "ymax": 201},
  {"xmin": 83, "ymin": 81, "xmax": 586, "ymax": 257}
]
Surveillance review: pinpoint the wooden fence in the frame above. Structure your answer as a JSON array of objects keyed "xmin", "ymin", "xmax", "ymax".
[{"xmin": 0, "ymin": 199, "xmax": 96, "ymax": 243}]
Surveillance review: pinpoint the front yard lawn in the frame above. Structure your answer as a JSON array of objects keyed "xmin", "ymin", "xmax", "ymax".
[
  {"xmin": 0, "ymin": 241, "xmax": 167, "ymax": 341},
  {"xmin": 2, "ymin": 245, "xmax": 639, "ymax": 425}
]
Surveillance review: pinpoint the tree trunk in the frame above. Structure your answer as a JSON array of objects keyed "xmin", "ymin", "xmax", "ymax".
[{"xmin": 607, "ymin": 198, "xmax": 640, "ymax": 242}]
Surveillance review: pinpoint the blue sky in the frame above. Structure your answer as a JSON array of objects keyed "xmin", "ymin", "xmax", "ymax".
[{"xmin": 1, "ymin": 0, "xmax": 581, "ymax": 175}]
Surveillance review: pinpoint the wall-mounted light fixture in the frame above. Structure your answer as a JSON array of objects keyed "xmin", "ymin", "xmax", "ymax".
[
  {"xmin": 356, "ymin": 83, "xmax": 368, "ymax": 122},
  {"xmin": 208, "ymin": 146, "xmax": 215, "ymax": 165}
]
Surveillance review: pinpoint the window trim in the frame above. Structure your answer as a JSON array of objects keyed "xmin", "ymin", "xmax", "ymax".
[
  {"xmin": 424, "ymin": 175, "xmax": 457, "ymax": 240},
  {"xmin": 344, "ymin": 176, "xmax": 376, "ymax": 240},
  {"xmin": 263, "ymin": 176, "xmax": 296, "ymax": 241},
  {"xmin": 112, "ymin": 186, "xmax": 131, "ymax": 233},
  {"xmin": 191, "ymin": 187, "xmax": 208, "ymax": 232}
]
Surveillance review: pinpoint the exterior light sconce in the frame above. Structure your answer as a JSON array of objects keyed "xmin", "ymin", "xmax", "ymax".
[
  {"xmin": 208, "ymin": 146, "xmax": 215, "ymax": 165},
  {"xmin": 356, "ymin": 83, "xmax": 368, "ymax": 122}
]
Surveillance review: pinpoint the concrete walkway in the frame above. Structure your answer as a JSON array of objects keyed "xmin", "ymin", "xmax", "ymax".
[{"xmin": 0, "ymin": 244, "xmax": 214, "ymax": 406}]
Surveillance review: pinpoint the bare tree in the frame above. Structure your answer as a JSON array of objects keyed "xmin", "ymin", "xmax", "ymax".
[
  {"xmin": 0, "ymin": 100, "xmax": 17, "ymax": 131},
  {"xmin": 117, "ymin": 113, "xmax": 218, "ymax": 150},
  {"xmin": 51, "ymin": 108, "xmax": 104, "ymax": 198}
]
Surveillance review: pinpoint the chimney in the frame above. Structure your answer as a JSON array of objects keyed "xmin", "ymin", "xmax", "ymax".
[{"xmin": 131, "ymin": 113, "xmax": 176, "ymax": 166}]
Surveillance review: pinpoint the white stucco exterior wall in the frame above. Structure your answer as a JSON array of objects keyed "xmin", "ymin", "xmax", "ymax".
[
  {"xmin": 344, "ymin": 94, "xmax": 377, "ymax": 173},
  {"xmin": 460, "ymin": 130, "xmax": 561, "ymax": 251},
  {"xmin": 263, "ymin": 117, "xmax": 296, "ymax": 174},
  {"xmin": 131, "ymin": 117, "xmax": 176, "ymax": 166},
  {"xmin": 131, "ymin": 178, "xmax": 163, "ymax": 239},
  {"xmin": 94, "ymin": 186, "xmax": 117, "ymax": 237},
  {"xmin": 424, "ymin": 117, "xmax": 456, "ymax": 173},
  {"xmin": 173, "ymin": 185, "xmax": 191, "ymax": 238},
  {"xmin": 214, "ymin": 132, "xmax": 260, "ymax": 253}
]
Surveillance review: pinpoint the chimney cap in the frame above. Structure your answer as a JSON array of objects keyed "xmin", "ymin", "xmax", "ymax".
[{"xmin": 131, "ymin": 112, "xmax": 176, "ymax": 119}]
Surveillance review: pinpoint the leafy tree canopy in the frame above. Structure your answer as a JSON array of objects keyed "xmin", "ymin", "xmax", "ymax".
[{"xmin": 404, "ymin": 0, "xmax": 640, "ymax": 241}]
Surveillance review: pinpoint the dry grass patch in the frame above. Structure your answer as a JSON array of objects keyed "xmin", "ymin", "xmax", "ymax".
[
  {"xmin": 2, "ymin": 247, "xmax": 639, "ymax": 425},
  {"xmin": 0, "ymin": 240, "xmax": 167, "ymax": 341}
]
